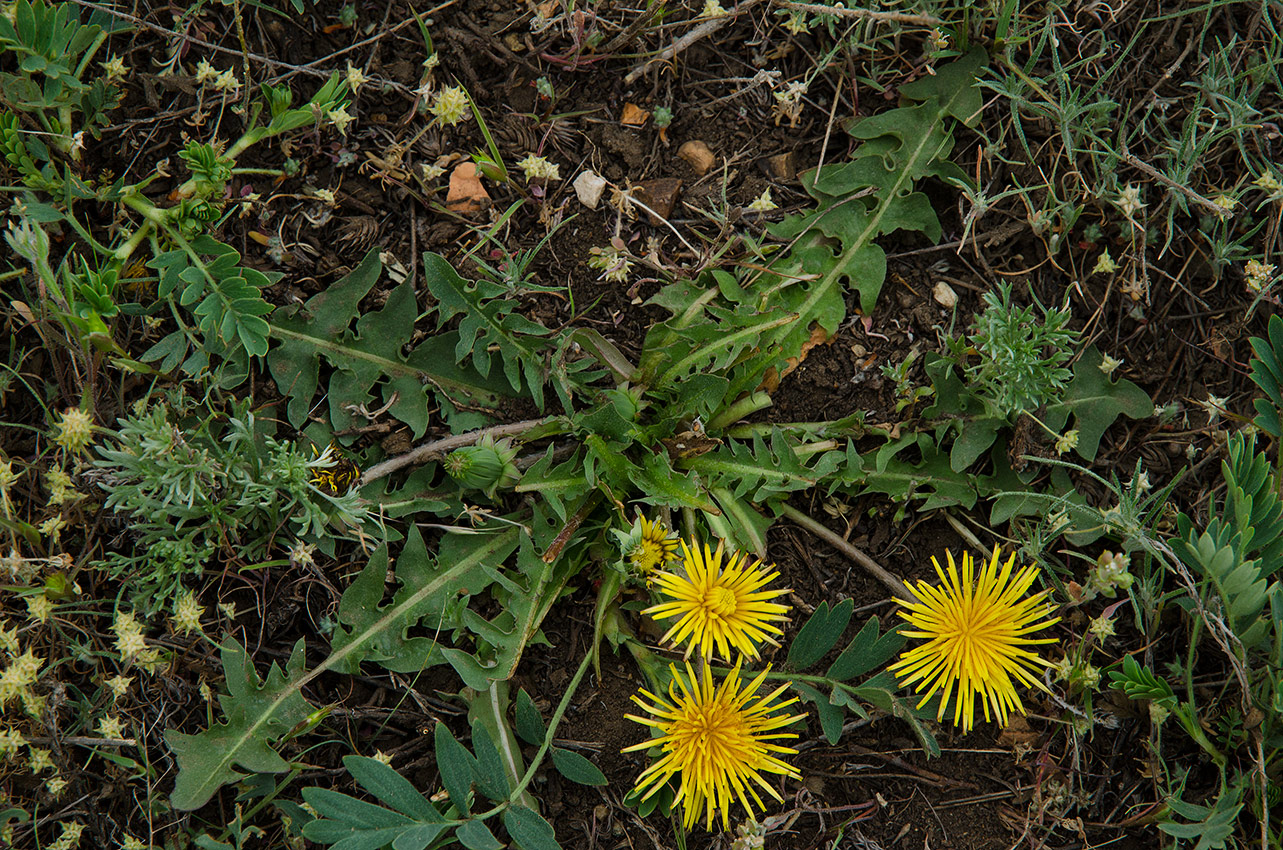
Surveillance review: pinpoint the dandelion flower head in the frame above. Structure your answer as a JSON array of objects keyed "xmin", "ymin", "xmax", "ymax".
[
  {"xmin": 627, "ymin": 514, "xmax": 679, "ymax": 579},
  {"xmin": 888, "ymin": 547, "xmax": 1059, "ymax": 733},
  {"xmin": 644, "ymin": 539, "xmax": 791, "ymax": 662},
  {"xmin": 623, "ymin": 659, "xmax": 803, "ymax": 831}
]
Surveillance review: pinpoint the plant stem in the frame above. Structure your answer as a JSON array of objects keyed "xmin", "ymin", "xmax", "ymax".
[
  {"xmin": 360, "ymin": 418, "xmax": 556, "ymax": 485},
  {"xmin": 707, "ymin": 391, "xmax": 772, "ymax": 431},
  {"xmin": 503, "ymin": 649, "xmax": 593, "ymax": 807},
  {"xmin": 777, "ymin": 503, "xmax": 913, "ymax": 602}
]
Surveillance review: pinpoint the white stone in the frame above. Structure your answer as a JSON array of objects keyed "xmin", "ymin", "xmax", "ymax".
[
  {"xmin": 932, "ymin": 281, "xmax": 958, "ymax": 308},
  {"xmin": 573, "ymin": 170, "xmax": 608, "ymax": 209}
]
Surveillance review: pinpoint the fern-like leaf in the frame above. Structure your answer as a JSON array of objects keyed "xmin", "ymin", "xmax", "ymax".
[
  {"xmin": 756, "ymin": 49, "xmax": 985, "ymax": 363},
  {"xmin": 683, "ymin": 429, "xmax": 842, "ymax": 502},
  {"xmin": 1108, "ymin": 654, "xmax": 1177, "ymax": 705},
  {"xmin": 1248, "ymin": 313, "xmax": 1283, "ymax": 437},
  {"xmin": 268, "ymin": 250, "xmax": 510, "ymax": 437},
  {"xmin": 423, "ymin": 251, "xmax": 560, "ymax": 411}
]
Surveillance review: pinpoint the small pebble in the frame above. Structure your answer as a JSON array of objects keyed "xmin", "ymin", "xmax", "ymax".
[
  {"xmin": 677, "ymin": 140, "xmax": 716, "ymax": 175},
  {"xmin": 933, "ymin": 281, "xmax": 958, "ymax": 308},
  {"xmin": 573, "ymin": 170, "xmax": 608, "ymax": 209}
]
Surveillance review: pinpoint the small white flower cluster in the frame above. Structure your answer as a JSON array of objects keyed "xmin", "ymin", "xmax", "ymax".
[
  {"xmin": 746, "ymin": 188, "xmax": 778, "ymax": 212},
  {"xmin": 588, "ymin": 245, "xmax": 634, "ymax": 283},
  {"xmin": 1254, "ymin": 171, "xmax": 1283, "ymax": 201},
  {"xmin": 1245, "ymin": 258, "xmax": 1276, "ymax": 293},
  {"xmin": 772, "ymin": 81, "xmax": 808, "ymax": 126},
  {"xmin": 1115, "ymin": 183, "xmax": 1145, "ymax": 218},
  {"xmin": 1091, "ymin": 249, "xmax": 1116, "ymax": 275},
  {"xmin": 1054, "ymin": 429, "xmax": 1079, "ymax": 455},
  {"xmin": 516, "ymin": 154, "xmax": 562, "ymax": 182},
  {"xmin": 193, "ymin": 59, "xmax": 241, "ymax": 94},
  {"xmin": 430, "ymin": 86, "xmax": 471, "ymax": 127}
]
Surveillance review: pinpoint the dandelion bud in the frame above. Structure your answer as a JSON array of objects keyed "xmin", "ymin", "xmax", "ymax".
[{"xmin": 444, "ymin": 435, "xmax": 520, "ymax": 497}]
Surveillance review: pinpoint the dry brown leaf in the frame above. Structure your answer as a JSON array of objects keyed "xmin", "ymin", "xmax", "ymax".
[
  {"xmin": 996, "ymin": 714, "xmax": 1040, "ymax": 748},
  {"xmin": 446, "ymin": 162, "xmax": 489, "ymax": 214},
  {"xmin": 760, "ymin": 324, "xmax": 832, "ymax": 392}
]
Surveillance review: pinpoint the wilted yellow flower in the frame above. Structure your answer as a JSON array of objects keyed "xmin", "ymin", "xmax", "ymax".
[
  {"xmin": 888, "ymin": 548, "xmax": 1059, "ymax": 733},
  {"xmin": 430, "ymin": 86, "xmax": 470, "ymax": 126},
  {"xmin": 1245, "ymin": 259, "xmax": 1276, "ymax": 293},
  {"xmin": 171, "ymin": 590, "xmax": 205, "ymax": 636},
  {"xmin": 45, "ymin": 774, "xmax": 69, "ymax": 797},
  {"xmin": 113, "ymin": 611, "xmax": 149, "ymax": 662},
  {"xmin": 587, "ymin": 245, "xmax": 634, "ymax": 283},
  {"xmin": 746, "ymin": 189, "xmax": 778, "ymax": 212},
  {"xmin": 49, "ymin": 820, "xmax": 84, "ymax": 850},
  {"xmin": 213, "ymin": 68, "xmax": 241, "ymax": 93},
  {"xmin": 38, "ymin": 515, "xmax": 67, "ymax": 542},
  {"xmin": 328, "ymin": 105, "xmax": 355, "ymax": 136},
  {"xmin": 101, "ymin": 54, "xmax": 129, "ymax": 81},
  {"xmin": 1091, "ymin": 250, "xmax": 1116, "ymax": 275},
  {"xmin": 1254, "ymin": 171, "xmax": 1283, "ymax": 198},
  {"xmin": 345, "ymin": 62, "xmax": 368, "ymax": 93},
  {"xmin": 1054, "ymin": 429, "xmax": 1079, "ymax": 455},
  {"xmin": 52, "ymin": 407, "xmax": 94, "ymax": 453},
  {"xmin": 26, "ymin": 593, "xmax": 53, "ymax": 624},
  {"xmin": 105, "ymin": 673, "xmax": 134, "ymax": 700},
  {"xmin": 624, "ymin": 659, "xmax": 803, "ymax": 831},
  {"xmin": 644, "ymin": 540, "xmax": 791, "ymax": 662},
  {"xmin": 516, "ymin": 153, "xmax": 561, "ymax": 182},
  {"xmin": 0, "ymin": 649, "xmax": 43, "ymax": 706},
  {"xmin": 0, "ymin": 726, "xmax": 27, "ymax": 756},
  {"xmin": 28, "ymin": 747, "xmax": 54, "ymax": 773},
  {"xmin": 44, "ymin": 467, "xmax": 80, "ymax": 506},
  {"xmin": 98, "ymin": 714, "xmax": 126, "ymax": 740},
  {"xmin": 193, "ymin": 59, "xmax": 218, "ymax": 85},
  {"xmin": 289, "ymin": 540, "xmax": 317, "ymax": 567},
  {"xmin": 1116, "ymin": 183, "xmax": 1145, "ymax": 217}
]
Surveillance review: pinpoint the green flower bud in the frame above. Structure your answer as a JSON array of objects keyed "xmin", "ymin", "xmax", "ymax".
[{"xmin": 444, "ymin": 435, "xmax": 520, "ymax": 497}]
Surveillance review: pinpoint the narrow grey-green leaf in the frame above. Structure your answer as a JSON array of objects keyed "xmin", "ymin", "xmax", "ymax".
[
  {"xmin": 469, "ymin": 721, "xmax": 512, "ymax": 802},
  {"xmin": 514, "ymin": 688, "xmax": 546, "ymax": 745},
  {"xmin": 503, "ymin": 805, "xmax": 562, "ymax": 850},
  {"xmin": 827, "ymin": 617, "xmax": 907, "ymax": 682},
  {"xmin": 433, "ymin": 723, "xmax": 476, "ymax": 816},
  {"xmin": 301, "ymin": 788, "xmax": 412, "ymax": 828},
  {"xmin": 456, "ymin": 819, "xmax": 503, "ymax": 850},
  {"xmin": 792, "ymin": 682, "xmax": 844, "ymax": 745},
  {"xmin": 786, "ymin": 599, "xmax": 853, "ymax": 670},
  {"xmin": 550, "ymin": 748, "xmax": 607, "ymax": 786},
  {"xmin": 391, "ymin": 824, "xmax": 451, "ymax": 850},
  {"xmin": 343, "ymin": 755, "xmax": 442, "ymax": 822}
]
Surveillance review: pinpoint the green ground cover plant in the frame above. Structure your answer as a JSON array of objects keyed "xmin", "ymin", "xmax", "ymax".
[{"xmin": 1, "ymin": 1, "xmax": 1281, "ymax": 848}]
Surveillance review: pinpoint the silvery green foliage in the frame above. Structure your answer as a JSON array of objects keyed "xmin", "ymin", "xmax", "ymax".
[{"xmin": 94, "ymin": 395, "xmax": 367, "ymax": 609}]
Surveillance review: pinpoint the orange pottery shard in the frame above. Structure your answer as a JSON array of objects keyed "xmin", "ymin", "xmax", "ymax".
[
  {"xmin": 621, "ymin": 103, "xmax": 650, "ymax": 127},
  {"xmin": 446, "ymin": 162, "xmax": 489, "ymax": 214}
]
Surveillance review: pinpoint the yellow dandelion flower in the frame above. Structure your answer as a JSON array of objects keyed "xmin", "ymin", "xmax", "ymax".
[
  {"xmin": 888, "ymin": 547, "xmax": 1060, "ymax": 733},
  {"xmin": 623, "ymin": 659, "xmax": 803, "ymax": 831},
  {"xmin": 645, "ymin": 540, "xmax": 791, "ymax": 661},
  {"xmin": 628, "ymin": 514, "xmax": 679, "ymax": 578}
]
